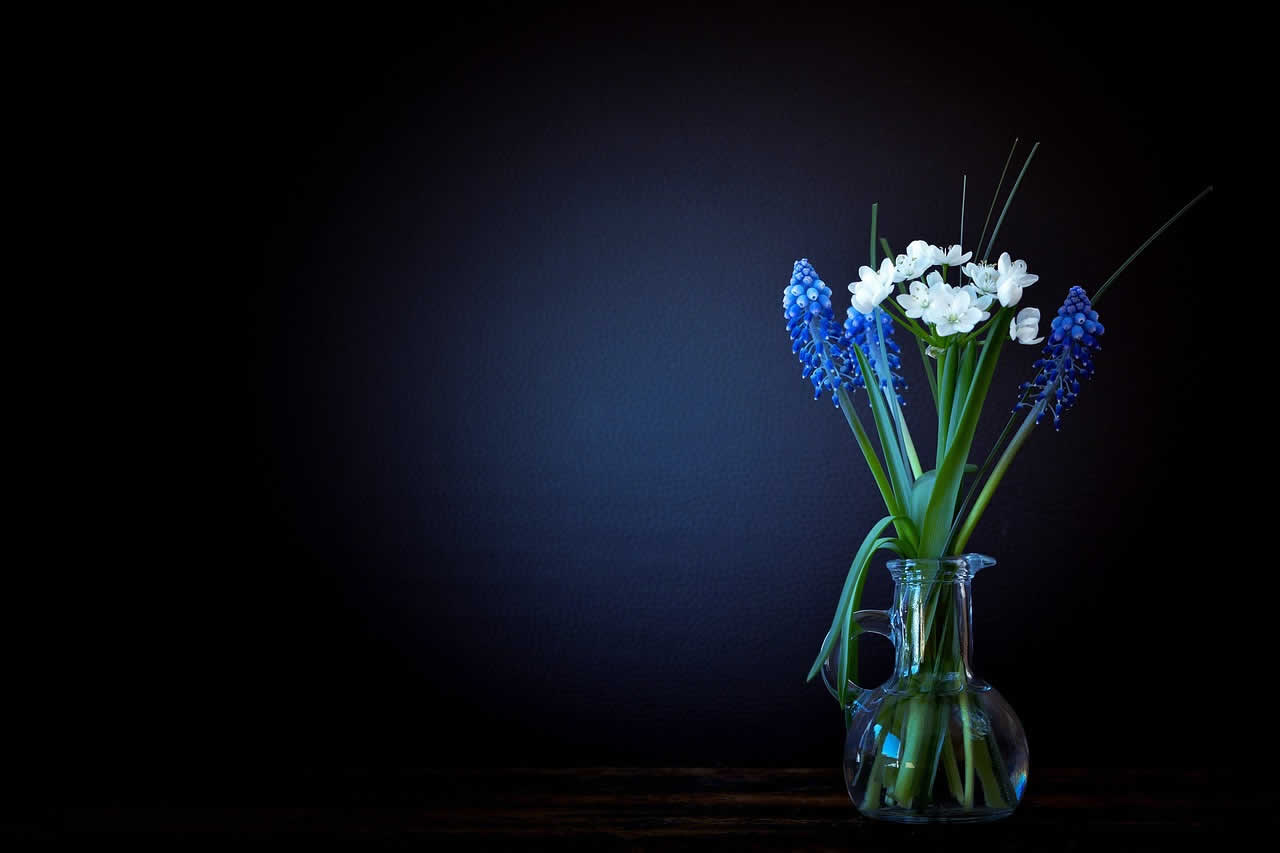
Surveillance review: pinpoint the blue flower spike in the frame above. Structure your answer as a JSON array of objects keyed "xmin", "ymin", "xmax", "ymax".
[
  {"xmin": 783, "ymin": 259, "xmax": 832, "ymax": 320},
  {"xmin": 784, "ymin": 259, "xmax": 864, "ymax": 406},
  {"xmin": 843, "ymin": 307, "xmax": 908, "ymax": 407},
  {"xmin": 1017, "ymin": 285, "xmax": 1105, "ymax": 430}
]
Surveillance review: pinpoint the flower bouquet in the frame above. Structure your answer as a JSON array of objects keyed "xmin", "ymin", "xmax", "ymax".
[{"xmin": 781, "ymin": 142, "xmax": 1210, "ymax": 823}]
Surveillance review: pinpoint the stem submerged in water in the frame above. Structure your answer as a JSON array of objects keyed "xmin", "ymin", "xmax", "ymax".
[{"xmin": 958, "ymin": 692, "xmax": 976, "ymax": 808}]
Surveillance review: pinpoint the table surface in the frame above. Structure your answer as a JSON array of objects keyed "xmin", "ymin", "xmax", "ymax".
[{"xmin": 14, "ymin": 767, "xmax": 1275, "ymax": 846}]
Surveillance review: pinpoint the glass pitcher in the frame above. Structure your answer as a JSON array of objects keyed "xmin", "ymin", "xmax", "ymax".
[{"xmin": 823, "ymin": 553, "xmax": 1028, "ymax": 823}]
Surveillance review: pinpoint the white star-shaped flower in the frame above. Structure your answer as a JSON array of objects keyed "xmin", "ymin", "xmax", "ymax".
[
  {"xmin": 925, "ymin": 284, "xmax": 984, "ymax": 337},
  {"xmin": 895, "ymin": 270, "xmax": 947, "ymax": 319},
  {"xmin": 961, "ymin": 260, "xmax": 1000, "ymax": 296},
  {"xmin": 930, "ymin": 244, "xmax": 972, "ymax": 267},
  {"xmin": 1009, "ymin": 307, "xmax": 1045, "ymax": 345},
  {"xmin": 893, "ymin": 240, "xmax": 935, "ymax": 282},
  {"xmin": 961, "ymin": 284, "xmax": 993, "ymax": 320},
  {"xmin": 849, "ymin": 257, "xmax": 896, "ymax": 315},
  {"xmin": 995, "ymin": 252, "xmax": 1039, "ymax": 307}
]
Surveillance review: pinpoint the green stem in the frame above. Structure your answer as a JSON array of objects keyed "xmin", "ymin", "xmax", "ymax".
[
  {"xmin": 893, "ymin": 696, "xmax": 933, "ymax": 807},
  {"xmin": 971, "ymin": 737, "xmax": 1008, "ymax": 809},
  {"xmin": 959, "ymin": 310, "xmax": 1005, "ymax": 417},
  {"xmin": 974, "ymin": 138, "xmax": 1019, "ymax": 261},
  {"xmin": 946, "ymin": 342, "xmax": 976, "ymax": 449},
  {"xmin": 983, "ymin": 729, "xmax": 1016, "ymax": 807},
  {"xmin": 917, "ymin": 336, "xmax": 939, "ymax": 409},
  {"xmin": 877, "ymin": 297, "xmax": 933, "ymax": 342},
  {"xmin": 958, "ymin": 692, "xmax": 976, "ymax": 808},
  {"xmin": 1091, "ymin": 185, "xmax": 1214, "ymax": 306},
  {"xmin": 936, "ymin": 347, "xmax": 956, "ymax": 467},
  {"xmin": 870, "ymin": 307, "xmax": 923, "ymax": 481},
  {"xmin": 880, "ymin": 237, "xmax": 895, "ymax": 270},
  {"xmin": 861, "ymin": 713, "xmax": 890, "ymax": 810},
  {"xmin": 835, "ymin": 384, "xmax": 899, "ymax": 518},
  {"xmin": 957, "ymin": 174, "xmax": 966, "ymax": 284},
  {"xmin": 951, "ymin": 386, "xmax": 1031, "ymax": 548},
  {"xmin": 950, "ymin": 398, "xmax": 1042, "ymax": 554},
  {"xmin": 870, "ymin": 202, "xmax": 878, "ymax": 267},
  {"xmin": 883, "ymin": 700, "xmax": 910, "ymax": 804},
  {"xmin": 848, "ymin": 344, "xmax": 914, "ymax": 511},
  {"xmin": 982, "ymin": 142, "xmax": 1039, "ymax": 261},
  {"xmin": 923, "ymin": 699, "xmax": 950, "ymax": 804},
  {"xmin": 941, "ymin": 724, "xmax": 963, "ymax": 801}
]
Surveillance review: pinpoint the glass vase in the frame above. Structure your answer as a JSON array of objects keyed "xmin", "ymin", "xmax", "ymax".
[{"xmin": 822, "ymin": 553, "xmax": 1028, "ymax": 823}]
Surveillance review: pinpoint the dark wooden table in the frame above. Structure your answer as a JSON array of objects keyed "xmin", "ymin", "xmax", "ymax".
[{"xmin": 11, "ymin": 767, "xmax": 1274, "ymax": 846}]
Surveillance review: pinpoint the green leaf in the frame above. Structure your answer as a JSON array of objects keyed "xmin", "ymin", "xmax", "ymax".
[
  {"xmin": 869, "ymin": 308, "xmax": 922, "ymax": 479},
  {"xmin": 909, "ymin": 469, "xmax": 938, "ymax": 534},
  {"xmin": 881, "ymin": 538, "xmax": 909, "ymax": 556},
  {"xmin": 918, "ymin": 311, "xmax": 1010, "ymax": 556},
  {"xmin": 849, "ymin": 343, "xmax": 913, "ymax": 507},
  {"xmin": 908, "ymin": 467, "xmax": 976, "ymax": 535},
  {"xmin": 879, "ymin": 237, "xmax": 895, "ymax": 267},
  {"xmin": 807, "ymin": 516, "xmax": 903, "ymax": 683},
  {"xmin": 893, "ymin": 516, "xmax": 919, "ymax": 551},
  {"xmin": 834, "ymin": 387, "xmax": 900, "ymax": 518},
  {"xmin": 838, "ymin": 533, "xmax": 903, "ymax": 709}
]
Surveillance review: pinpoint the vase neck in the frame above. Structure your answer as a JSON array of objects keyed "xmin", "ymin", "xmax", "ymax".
[{"xmin": 884, "ymin": 555, "xmax": 992, "ymax": 692}]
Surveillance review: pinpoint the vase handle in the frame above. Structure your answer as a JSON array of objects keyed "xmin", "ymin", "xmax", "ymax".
[{"xmin": 821, "ymin": 609, "xmax": 893, "ymax": 708}]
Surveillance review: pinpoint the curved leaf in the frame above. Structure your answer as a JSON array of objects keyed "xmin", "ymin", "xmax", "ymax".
[
  {"xmin": 807, "ymin": 517, "xmax": 905, "ymax": 682},
  {"xmin": 849, "ymin": 343, "xmax": 913, "ymax": 506},
  {"xmin": 908, "ymin": 467, "xmax": 975, "ymax": 538},
  {"xmin": 838, "ymin": 534, "xmax": 904, "ymax": 710}
]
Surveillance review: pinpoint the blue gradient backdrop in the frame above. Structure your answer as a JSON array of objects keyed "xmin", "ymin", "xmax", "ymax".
[{"xmin": 238, "ymin": 7, "xmax": 1238, "ymax": 774}]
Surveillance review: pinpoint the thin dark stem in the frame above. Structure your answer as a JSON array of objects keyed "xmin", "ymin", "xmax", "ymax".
[
  {"xmin": 982, "ymin": 142, "xmax": 1039, "ymax": 261},
  {"xmin": 1091, "ymin": 186, "xmax": 1214, "ymax": 306},
  {"xmin": 974, "ymin": 139, "xmax": 1018, "ymax": 261}
]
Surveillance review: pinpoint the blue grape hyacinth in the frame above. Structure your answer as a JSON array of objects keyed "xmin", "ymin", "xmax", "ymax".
[
  {"xmin": 784, "ymin": 259, "xmax": 864, "ymax": 405},
  {"xmin": 843, "ymin": 307, "xmax": 908, "ymax": 407},
  {"xmin": 783, "ymin": 259, "xmax": 832, "ymax": 321},
  {"xmin": 1017, "ymin": 286, "xmax": 1105, "ymax": 430}
]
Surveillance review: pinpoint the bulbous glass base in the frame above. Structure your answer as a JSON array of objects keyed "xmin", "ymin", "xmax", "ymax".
[{"xmin": 843, "ymin": 683, "xmax": 1028, "ymax": 823}]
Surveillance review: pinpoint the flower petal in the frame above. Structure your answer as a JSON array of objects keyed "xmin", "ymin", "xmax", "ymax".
[{"xmin": 997, "ymin": 279, "xmax": 1022, "ymax": 307}]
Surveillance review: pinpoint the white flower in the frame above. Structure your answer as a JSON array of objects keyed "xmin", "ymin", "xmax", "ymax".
[
  {"xmin": 893, "ymin": 240, "xmax": 934, "ymax": 282},
  {"xmin": 895, "ymin": 270, "xmax": 946, "ymax": 319},
  {"xmin": 961, "ymin": 260, "xmax": 1000, "ymax": 295},
  {"xmin": 930, "ymin": 244, "xmax": 972, "ymax": 267},
  {"xmin": 961, "ymin": 284, "xmax": 993, "ymax": 320},
  {"xmin": 924, "ymin": 283, "xmax": 984, "ymax": 336},
  {"xmin": 995, "ymin": 252, "xmax": 1039, "ymax": 307},
  {"xmin": 1009, "ymin": 307, "xmax": 1044, "ymax": 345},
  {"xmin": 849, "ymin": 257, "xmax": 896, "ymax": 314}
]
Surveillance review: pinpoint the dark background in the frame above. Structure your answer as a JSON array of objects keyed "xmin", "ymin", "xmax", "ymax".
[{"xmin": 31, "ymin": 5, "xmax": 1259, "ymax": 799}]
